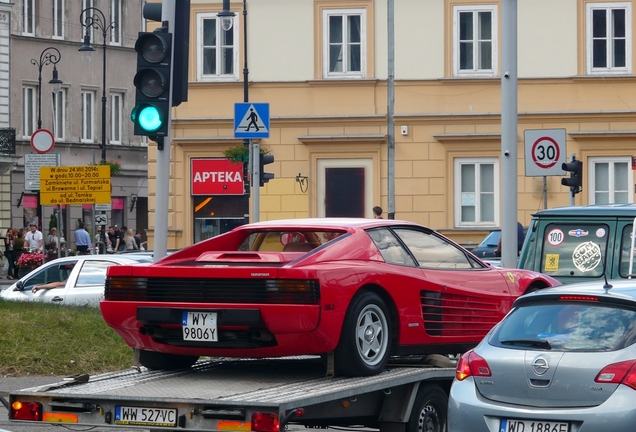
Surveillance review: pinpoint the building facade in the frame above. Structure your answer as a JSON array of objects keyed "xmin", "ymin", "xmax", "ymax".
[
  {"xmin": 8, "ymin": 0, "xmax": 149, "ymax": 248},
  {"xmin": 147, "ymin": 0, "xmax": 636, "ymax": 249}
]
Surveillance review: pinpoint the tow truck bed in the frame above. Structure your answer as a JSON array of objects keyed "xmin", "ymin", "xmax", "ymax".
[{"xmin": 6, "ymin": 357, "xmax": 455, "ymax": 431}]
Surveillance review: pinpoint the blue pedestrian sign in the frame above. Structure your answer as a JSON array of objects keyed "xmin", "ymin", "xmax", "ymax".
[{"xmin": 234, "ymin": 103, "xmax": 270, "ymax": 138}]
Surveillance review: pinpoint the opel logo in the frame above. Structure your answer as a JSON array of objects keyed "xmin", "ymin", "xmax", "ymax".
[{"xmin": 533, "ymin": 357, "xmax": 549, "ymax": 375}]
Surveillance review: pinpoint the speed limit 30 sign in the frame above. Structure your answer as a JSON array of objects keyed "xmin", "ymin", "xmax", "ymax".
[{"xmin": 524, "ymin": 129, "xmax": 566, "ymax": 177}]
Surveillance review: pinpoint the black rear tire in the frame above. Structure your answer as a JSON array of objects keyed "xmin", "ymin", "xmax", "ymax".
[
  {"xmin": 407, "ymin": 385, "xmax": 448, "ymax": 432},
  {"xmin": 139, "ymin": 350, "xmax": 199, "ymax": 371},
  {"xmin": 334, "ymin": 291, "xmax": 392, "ymax": 377}
]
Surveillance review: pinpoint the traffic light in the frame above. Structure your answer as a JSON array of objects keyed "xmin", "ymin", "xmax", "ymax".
[
  {"xmin": 259, "ymin": 153, "xmax": 275, "ymax": 186},
  {"xmin": 561, "ymin": 159, "xmax": 582, "ymax": 195},
  {"xmin": 131, "ymin": 29, "xmax": 172, "ymax": 138}
]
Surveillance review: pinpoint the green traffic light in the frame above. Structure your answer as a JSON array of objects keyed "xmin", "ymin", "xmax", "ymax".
[{"xmin": 133, "ymin": 104, "xmax": 163, "ymax": 133}]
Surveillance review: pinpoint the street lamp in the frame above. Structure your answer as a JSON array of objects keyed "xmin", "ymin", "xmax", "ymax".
[
  {"xmin": 79, "ymin": 7, "xmax": 116, "ymax": 164},
  {"xmin": 30, "ymin": 47, "xmax": 63, "ymax": 130}
]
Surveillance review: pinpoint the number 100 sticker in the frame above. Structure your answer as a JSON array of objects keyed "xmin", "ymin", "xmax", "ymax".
[{"xmin": 547, "ymin": 228, "xmax": 564, "ymax": 246}]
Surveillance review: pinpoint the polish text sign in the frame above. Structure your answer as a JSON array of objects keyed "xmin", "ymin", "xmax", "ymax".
[
  {"xmin": 40, "ymin": 165, "xmax": 111, "ymax": 205},
  {"xmin": 191, "ymin": 159, "xmax": 244, "ymax": 195}
]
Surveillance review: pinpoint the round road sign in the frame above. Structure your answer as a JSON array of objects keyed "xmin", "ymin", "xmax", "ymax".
[
  {"xmin": 30, "ymin": 129, "xmax": 55, "ymax": 154},
  {"xmin": 531, "ymin": 136, "xmax": 560, "ymax": 169}
]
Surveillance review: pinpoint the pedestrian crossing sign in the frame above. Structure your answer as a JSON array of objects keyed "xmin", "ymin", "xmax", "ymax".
[{"xmin": 234, "ymin": 103, "xmax": 270, "ymax": 138}]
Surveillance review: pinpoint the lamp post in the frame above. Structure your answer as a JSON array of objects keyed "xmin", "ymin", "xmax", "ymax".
[
  {"xmin": 30, "ymin": 47, "xmax": 63, "ymax": 130},
  {"xmin": 79, "ymin": 7, "xmax": 116, "ymax": 164}
]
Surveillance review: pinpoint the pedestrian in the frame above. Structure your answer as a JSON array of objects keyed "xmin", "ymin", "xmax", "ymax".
[
  {"xmin": 134, "ymin": 230, "xmax": 147, "ymax": 251},
  {"xmin": 94, "ymin": 226, "xmax": 107, "ymax": 254},
  {"xmin": 24, "ymin": 223, "xmax": 43, "ymax": 251},
  {"xmin": 107, "ymin": 226, "xmax": 120, "ymax": 253},
  {"xmin": 4, "ymin": 228, "xmax": 17, "ymax": 280},
  {"xmin": 123, "ymin": 228, "xmax": 138, "ymax": 250},
  {"xmin": 494, "ymin": 222, "xmax": 526, "ymax": 257},
  {"xmin": 373, "ymin": 206, "xmax": 383, "ymax": 219},
  {"xmin": 13, "ymin": 228, "xmax": 24, "ymax": 280},
  {"xmin": 118, "ymin": 226, "xmax": 128, "ymax": 252},
  {"xmin": 75, "ymin": 222, "xmax": 92, "ymax": 255}
]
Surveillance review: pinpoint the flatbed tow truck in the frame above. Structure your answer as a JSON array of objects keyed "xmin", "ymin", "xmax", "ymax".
[{"xmin": 0, "ymin": 355, "xmax": 455, "ymax": 432}]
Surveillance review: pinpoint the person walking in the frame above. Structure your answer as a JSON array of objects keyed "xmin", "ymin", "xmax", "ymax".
[
  {"xmin": 13, "ymin": 229, "xmax": 24, "ymax": 279},
  {"xmin": 24, "ymin": 223, "xmax": 43, "ymax": 251},
  {"xmin": 123, "ymin": 228, "xmax": 139, "ymax": 250},
  {"xmin": 373, "ymin": 206, "xmax": 384, "ymax": 219},
  {"xmin": 75, "ymin": 222, "xmax": 91, "ymax": 255},
  {"xmin": 134, "ymin": 230, "xmax": 147, "ymax": 250},
  {"xmin": 94, "ymin": 226, "xmax": 107, "ymax": 254},
  {"xmin": 118, "ymin": 226, "xmax": 128, "ymax": 252},
  {"xmin": 107, "ymin": 226, "xmax": 120, "ymax": 253},
  {"xmin": 4, "ymin": 228, "xmax": 16, "ymax": 280}
]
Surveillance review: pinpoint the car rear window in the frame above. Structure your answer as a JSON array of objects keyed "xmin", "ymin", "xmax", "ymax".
[
  {"xmin": 490, "ymin": 301, "xmax": 636, "ymax": 352},
  {"xmin": 540, "ymin": 223, "xmax": 610, "ymax": 278}
]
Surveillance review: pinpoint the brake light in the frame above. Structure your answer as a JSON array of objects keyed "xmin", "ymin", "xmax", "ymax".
[
  {"xmin": 251, "ymin": 412, "xmax": 279, "ymax": 432},
  {"xmin": 10, "ymin": 400, "xmax": 42, "ymax": 421},
  {"xmin": 595, "ymin": 360, "xmax": 636, "ymax": 390},
  {"xmin": 455, "ymin": 350, "xmax": 492, "ymax": 381},
  {"xmin": 558, "ymin": 295, "xmax": 598, "ymax": 302}
]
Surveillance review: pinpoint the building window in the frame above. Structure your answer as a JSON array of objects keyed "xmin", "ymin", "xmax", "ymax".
[
  {"xmin": 317, "ymin": 158, "xmax": 373, "ymax": 218},
  {"xmin": 589, "ymin": 157, "xmax": 633, "ymax": 204},
  {"xmin": 52, "ymin": 88, "xmax": 66, "ymax": 141},
  {"xmin": 53, "ymin": 0, "xmax": 64, "ymax": 39},
  {"xmin": 110, "ymin": 0, "xmax": 121, "ymax": 45},
  {"xmin": 453, "ymin": 5, "xmax": 497, "ymax": 76},
  {"xmin": 81, "ymin": 91, "xmax": 95, "ymax": 143},
  {"xmin": 197, "ymin": 13, "xmax": 238, "ymax": 81},
  {"xmin": 82, "ymin": 0, "xmax": 94, "ymax": 42},
  {"xmin": 110, "ymin": 93, "xmax": 122, "ymax": 144},
  {"xmin": 323, "ymin": 9, "xmax": 366, "ymax": 78},
  {"xmin": 587, "ymin": 2, "xmax": 631, "ymax": 74},
  {"xmin": 23, "ymin": 0, "xmax": 35, "ymax": 35},
  {"xmin": 22, "ymin": 86, "xmax": 36, "ymax": 137},
  {"xmin": 454, "ymin": 158, "xmax": 499, "ymax": 227}
]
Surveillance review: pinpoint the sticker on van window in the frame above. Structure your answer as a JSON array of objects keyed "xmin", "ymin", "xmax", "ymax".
[
  {"xmin": 568, "ymin": 229, "xmax": 589, "ymax": 237},
  {"xmin": 544, "ymin": 254, "xmax": 559, "ymax": 272},
  {"xmin": 572, "ymin": 241, "xmax": 602, "ymax": 272},
  {"xmin": 547, "ymin": 229, "xmax": 564, "ymax": 246},
  {"xmin": 596, "ymin": 228, "xmax": 606, "ymax": 238}
]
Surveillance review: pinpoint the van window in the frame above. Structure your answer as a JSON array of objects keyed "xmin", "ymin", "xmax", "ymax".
[
  {"xmin": 619, "ymin": 224, "xmax": 636, "ymax": 278},
  {"xmin": 540, "ymin": 223, "xmax": 609, "ymax": 278}
]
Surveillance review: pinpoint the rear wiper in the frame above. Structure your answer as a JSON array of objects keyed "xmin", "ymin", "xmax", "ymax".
[{"xmin": 500, "ymin": 339, "xmax": 552, "ymax": 350}]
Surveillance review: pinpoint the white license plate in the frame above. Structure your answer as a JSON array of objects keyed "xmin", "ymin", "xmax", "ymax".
[
  {"xmin": 500, "ymin": 419, "xmax": 569, "ymax": 432},
  {"xmin": 182, "ymin": 311, "xmax": 218, "ymax": 342},
  {"xmin": 115, "ymin": 406, "xmax": 177, "ymax": 427}
]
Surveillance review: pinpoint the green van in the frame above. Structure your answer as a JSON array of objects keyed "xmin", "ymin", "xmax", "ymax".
[{"xmin": 518, "ymin": 204, "xmax": 636, "ymax": 284}]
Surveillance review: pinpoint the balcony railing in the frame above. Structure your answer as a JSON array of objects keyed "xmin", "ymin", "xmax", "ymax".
[{"xmin": 0, "ymin": 128, "xmax": 16, "ymax": 155}]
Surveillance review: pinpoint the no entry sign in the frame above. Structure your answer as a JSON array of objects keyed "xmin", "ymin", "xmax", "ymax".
[
  {"xmin": 524, "ymin": 129, "xmax": 566, "ymax": 177},
  {"xmin": 30, "ymin": 129, "xmax": 55, "ymax": 154}
]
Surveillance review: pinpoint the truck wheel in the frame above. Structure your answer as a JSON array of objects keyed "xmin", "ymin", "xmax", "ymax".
[
  {"xmin": 334, "ymin": 291, "xmax": 391, "ymax": 377},
  {"xmin": 407, "ymin": 385, "xmax": 448, "ymax": 432},
  {"xmin": 139, "ymin": 350, "xmax": 199, "ymax": 370}
]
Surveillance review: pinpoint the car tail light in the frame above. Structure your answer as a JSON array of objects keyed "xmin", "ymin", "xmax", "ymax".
[
  {"xmin": 251, "ymin": 412, "xmax": 279, "ymax": 432},
  {"xmin": 455, "ymin": 350, "xmax": 492, "ymax": 381},
  {"xmin": 558, "ymin": 295, "xmax": 598, "ymax": 302},
  {"xmin": 10, "ymin": 400, "xmax": 42, "ymax": 421},
  {"xmin": 595, "ymin": 360, "xmax": 636, "ymax": 390}
]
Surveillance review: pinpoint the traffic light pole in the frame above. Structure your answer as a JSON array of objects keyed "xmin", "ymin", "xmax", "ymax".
[
  {"xmin": 252, "ymin": 141, "xmax": 260, "ymax": 223},
  {"xmin": 153, "ymin": 0, "xmax": 176, "ymax": 261}
]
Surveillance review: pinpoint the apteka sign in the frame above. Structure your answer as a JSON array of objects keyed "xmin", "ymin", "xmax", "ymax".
[{"xmin": 191, "ymin": 159, "xmax": 244, "ymax": 195}]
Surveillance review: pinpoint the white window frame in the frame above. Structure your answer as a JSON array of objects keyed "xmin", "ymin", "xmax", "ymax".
[
  {"xmin": 110, "ymin": 92, "xmax": 122, "ymax": 145},
  {"xmin": 317, "ymin": 158, "xmax": 373, "ymax": 218},
  {"xmin": 81, "ymin": 0, "xmax": 94, "ymax": 43},
  {"xmin": 589, "ymin": 157, "xmax": 634, "ymax": 204},
  {"xmin": 322, "ymin": 8, "xmax": 366, "ymax": 79},
  {"xmin": 23, "ymin": 0, "xmax": 35, "ymax": 36},
  {"xmin": 22, "ymin": 85, "xmax": 37, "ymax": 138},
  {"xmin": 53, "ymin": 0, "xmax": 64, "ymax": 39},
  {"xmin": 110, "ymin": 0, "xmax": 121, "ymax": 45},
  {"xmin": 81, "ymin": 91, "xmax": 95, "ymax": 143},
  {"xmin": 454, "ymin": 158, "xmax": 499, "ymax": 228},
  {"xmin": 453, "ymin": 5, "xmax": 498, "ymax": 77},
  {"xmin": 196, "ymin": 13, "xmax": 239, "ymax": 81},
  {"xmin": 51, "ymin": 88, "xmax": 66, "ymax": 142},
  {"xmin": 586, "ymin": 2, "xmax": 631, "ymax": 75}
]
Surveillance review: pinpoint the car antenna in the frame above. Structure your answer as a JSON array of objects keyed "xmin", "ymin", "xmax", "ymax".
[{"xmin": 601, "ymin": 243, "xmax": 613, "ymax": 293}]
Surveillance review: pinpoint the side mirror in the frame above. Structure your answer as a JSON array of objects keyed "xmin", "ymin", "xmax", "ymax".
[{"xmin": 15, "ymin": 280, "xmax": 25, "ymax": 291}]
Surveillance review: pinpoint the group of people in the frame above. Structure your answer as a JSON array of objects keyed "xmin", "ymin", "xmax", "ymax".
[{"xmin": 93, "ymin": 225, "xmax": 147, "ymax": 255}]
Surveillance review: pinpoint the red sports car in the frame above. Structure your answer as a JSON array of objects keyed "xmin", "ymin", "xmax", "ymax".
[{"xmin": 101, "ymin": 218, "xmax": 560, "ymax": 376}]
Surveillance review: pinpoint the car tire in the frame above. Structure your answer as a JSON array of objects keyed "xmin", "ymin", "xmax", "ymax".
[
  {"xmin": 138, "ymin": 350, "xmax": 199, "ymax": 371},
  {"xmin": 406, "ymin": 385, "xmax": 448, "ymax": 432},
  {"xmin": 334, "ymin": 291, "xmax": 392, "ymax": 377}
]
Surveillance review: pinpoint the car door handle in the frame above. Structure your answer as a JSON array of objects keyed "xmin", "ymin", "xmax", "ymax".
[{"xmin": 51, "ymin": 297, "xmax": 63, "ymax": 302}]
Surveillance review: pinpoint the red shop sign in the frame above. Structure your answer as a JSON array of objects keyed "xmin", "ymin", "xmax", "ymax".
[{"xmin": 191, "ymin": 158, "xmax": 244, "ymax": 195}]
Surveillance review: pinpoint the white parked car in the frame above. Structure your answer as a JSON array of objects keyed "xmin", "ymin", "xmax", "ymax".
[{"xmin": 0, "ymin": 255, "xmax": 152, "ymax": 306}]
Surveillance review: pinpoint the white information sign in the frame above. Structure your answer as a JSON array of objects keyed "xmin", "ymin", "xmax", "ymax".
[
  {"xmin": 24, "ymin": 153, "xmax": 60, "ymax": 190},
  {"xmin": 95, "ymin": 203, "xmax": 112, "ymax": 211},
  {"xmin": 524, "ymin": 129, "xmax": 567, "ymax": 177}
]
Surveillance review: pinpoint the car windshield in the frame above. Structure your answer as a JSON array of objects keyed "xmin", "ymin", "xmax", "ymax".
[
  {"xmin": 477, "ymin": 231, "xmax": 500, "ymax": 248},
  {"xmin": 490, "ymin": 301, "xmax": 636, "ymax": 352}
]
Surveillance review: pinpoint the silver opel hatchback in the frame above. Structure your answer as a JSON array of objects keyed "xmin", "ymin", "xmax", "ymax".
[{"xmin": 449, "ymin": 280, "xmax": 636, "ymax": 432}]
